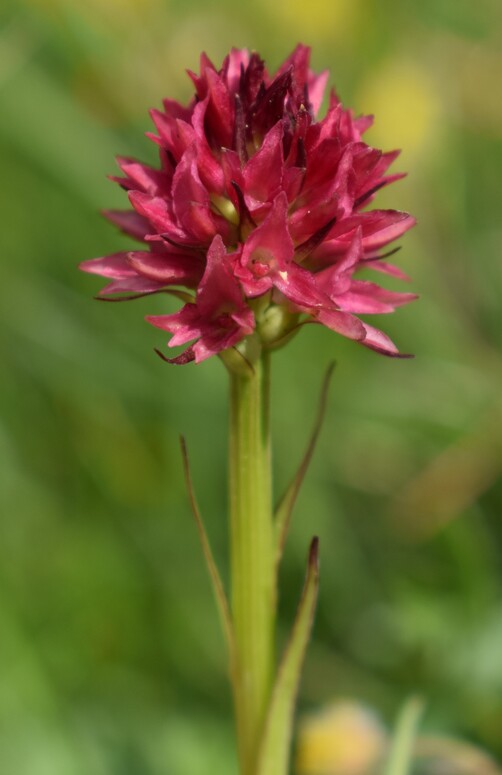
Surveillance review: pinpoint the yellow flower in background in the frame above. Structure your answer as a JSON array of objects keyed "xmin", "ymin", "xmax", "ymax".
[
  {"xmin": 357, "ymin": 59, "xmax": 441, "ymax": 162},
  {"xmin": 261, "ymin": 0, "xmax": 359, "ymax": 43},
  {"xmin": 296, "ymin": 701, "xmax": 387, "ymax": 775}
]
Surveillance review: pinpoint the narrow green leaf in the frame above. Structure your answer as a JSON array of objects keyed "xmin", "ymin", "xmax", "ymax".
[
  {"xmin": 274, "ymin": 363, "xmax": 335, "ymax": 565},
  {"xmin": 179, "ymin": 436, "xmax": 237, "ymax": 682},
  {"xmin": 384, "ymin": 696, "xmax": 424, "ymax": 775},
  {"xmin": 256, "ymin": 537, "xmax": 320, "ymax": 775}
]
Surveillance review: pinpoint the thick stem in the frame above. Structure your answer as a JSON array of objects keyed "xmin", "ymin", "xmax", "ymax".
[{"xmin": 229, "ymin": 351, "xmax": 275, "ymax": 775}]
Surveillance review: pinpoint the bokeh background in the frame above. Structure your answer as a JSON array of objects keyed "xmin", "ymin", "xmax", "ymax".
[{"xmin": 1, "ymin": 0, "xmax": 501, "ymax": 772}]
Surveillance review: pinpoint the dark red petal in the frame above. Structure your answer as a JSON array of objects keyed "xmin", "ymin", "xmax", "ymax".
[
  {"xmin": 243, "ymin": 121, "xmax": 284, "ymax": 208},
  {"xmin": 126, "ymin": 251, "xmax": 203, "ymax": 286},
  {"xmin": 172, "ymin": 147, "xmax": 219, "ymax": 242},
  {"xmin": 155, "ymin": 345, "xmax": 196, "ymax": 365}
]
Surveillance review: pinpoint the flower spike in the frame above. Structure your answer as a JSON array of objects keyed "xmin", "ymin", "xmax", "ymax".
[{"xmin": 81, "ymin": 45, "xmax": 416, "ymax": 361}]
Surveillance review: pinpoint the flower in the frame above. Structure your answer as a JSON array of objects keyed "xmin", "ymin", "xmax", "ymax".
[{"xmin": 80, "ymin": 45, "xmax": 417, "ymax": 364}]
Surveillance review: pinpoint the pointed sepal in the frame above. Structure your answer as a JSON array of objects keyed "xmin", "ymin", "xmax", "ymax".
[{"xmin": 256, "ymin": 537, "xmax": 320, "ymax": 775}]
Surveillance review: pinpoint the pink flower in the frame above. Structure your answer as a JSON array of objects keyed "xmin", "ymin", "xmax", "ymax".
[{"xmin": 80, "ymin": 45, "xmax": 417, "ymax": 363}]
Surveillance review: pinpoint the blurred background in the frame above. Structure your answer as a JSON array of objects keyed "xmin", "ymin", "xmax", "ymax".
[{"xmin": 1, "ymin": 0, "xmax": 501, "ymax": 772}]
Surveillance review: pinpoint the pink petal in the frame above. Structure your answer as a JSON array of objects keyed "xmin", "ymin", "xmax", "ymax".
[
  {"xmin": 103, "ymin": 209, "xmax": 150, "ymax": 241},
  {"xmin": 149, "ymin": 110, "xmax": 195, "ymax": 160},
  {"xmin": 224, "ymin": 48, "xmax": 251, "ymax": 93},
  {"xmin": 148, "ymin": 305, "xmax": 201, "ymax": 345},
  {"xmin": 80, "ymin": 252, "xmax": 136, "ymax": 279},
  {"xmin": 116, "ymin": 158, "xmax": 168, "ymax": 196},
  {"xmin": 100, "ymin": 277, "xmax": 166, "ymax": 295},
  {"xmin": 364, "ymin": 260, "xmax": 412, "ymax": 282},
  {"xmin": 334, "ymin": 280, "xmax": 418, "ymax": 314},
  {"xmin": 317, "ymin": 308, "xmax": 366, "ymax": 340},
  {"xmin": 308, "ymin": 69, "xmax": 329, "ymax": 116},
  {"xmin": 274, "ymin": 262, "xmax": 328, "ymax": 309},
  {"xmin": 353, "ymin": 114, "xmax": 374, "ymax": 137},
  {"xmin": 315, "ymin": 228, "xmax": 363, "ymax": 295},
  {"xmin": 237, "ymin": 193, "xmax": 295, "ymax": 296},
  {"xmin": 193, "ymin": 324, "xmax": 248, "ymax": 363},
  {"xmin": 161, "ymin": 98, "xmax": 194, "ymax": 122},
  {"xmin": 360, "ymin": 211, "xmax": 417, "ymax": 251},
  {"xmin": 360, "ymin": 323, "xmax": 412, "ymax": 357},
  {"xmin": 128, "ymin": 191, "xmax": 186, "ymax": 239}
]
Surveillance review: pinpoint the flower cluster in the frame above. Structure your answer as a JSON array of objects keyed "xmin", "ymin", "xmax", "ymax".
[{"xmin": 81, "ymin": 45, "xmax": 416, "ymax": 364}]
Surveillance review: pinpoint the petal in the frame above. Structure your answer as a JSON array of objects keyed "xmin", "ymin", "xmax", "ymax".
[
  {"xmin": 274, "ymin": 262, "xmax": 328, "ymax": 309},
  {"xmin": 161, "ymin": 98, "xmax": 194, "ymax": 122},
  {"xmin": 308, "ymin": 69, "xmax": 329, "ymax": 116},
  {"xmin": 193, "ymin": 327, "xmax": 244, "ymax": 363},
  {"xmin": 252, "ymin": 69, "xmax": 292, "ymax": 136},
  {"xmin": 240, "ymin": 192, "xmax": 294, "ymax": 288},
  {"xmin": 80, "ymin": 252, "xmax": 136, "ymax": 279},
  {"xmin": 224, "ymin": 48, "xmax": 251, "ymax": 93},
  {"xmin": 198, "ymin": 235, "xmax": 244, "ymax": 312},
  {"xmin": 315, "ymin": 228, "xmax": 363, "ymax": 295},
  {"xmin": 128, "ymin": 190, "xmax": 186, "ymax": 239},
  {"xmin": 333, "ymin": 280, "xmax": 418, "ymax": 314},
  {"xmin": 147, "ymin": 305, "xmax": 201, "ymax": 345},
  {"xmin": 204, "ymin": 67, "xmax": 234, "ymax": 147},
  {"xmin": 192, "ymin": 99, "xmax": 226, "ymax": 192},
  {"xmin": 172, "ymin": 146, "xmax": 220, "ymax": 242},
  {"xmin": 103, "ymin": 209, "xmax": 150, "ymax": 241},
  {"xmin": 149, "ymin": 109, "xmax": 195, "ymax": 160},
  {"xmin": 127, "ymin": 251, "xmax": 203, "ymax": 286},
  {"xmin": 360, "ymin": 211, "xmax": 417, "ymax": 251},
  {"xmin": 156, "ymin": 345, "xmax": 196, "ymax": 365},
  {"xmin": 243, "ymin": 121, "xmax": 284, "ymax": 209},
  {"xmin": 316, "ymin": 308, "xmax": 366, "ymax": 340},
  {"xmin": 360, "ymin": 323, "xmax": 413, "ymax": 357},
  {"xmin": 99, "ymin": 277, "xmax": 166, "ymax": 295},
  {"xmin": 364, "ymin": 260, "xmax": 412, "ymax": 282},
  {"xmin": 116, "ymin": 157, "xmax": 169, "ymax": 196}
]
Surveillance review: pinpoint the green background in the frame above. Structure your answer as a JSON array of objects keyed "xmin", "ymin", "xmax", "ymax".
[{"xmin": 1, "ymin": 0, "xmax": 501, "ymax": 772}]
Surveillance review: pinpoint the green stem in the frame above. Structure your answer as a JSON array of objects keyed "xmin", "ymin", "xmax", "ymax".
[{"xmin": 229, "ymin": 351, "xmax": 275, "ymax": 775}]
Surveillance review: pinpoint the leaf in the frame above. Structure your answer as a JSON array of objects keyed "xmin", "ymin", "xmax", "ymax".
[
  {"xmin": 256, "ymin": 537, "xmax": 320, "ymax": 775},
  {"xmin": 384, "ymin": 696, "xmax": 425, "ymax": 775},
  {"xmin": 274, "ymin": 363, "xmax": 335, "ymax": 565},
  {"xmin": 179, "ymin": 436, "xmax": 237, "ymax": 681}
]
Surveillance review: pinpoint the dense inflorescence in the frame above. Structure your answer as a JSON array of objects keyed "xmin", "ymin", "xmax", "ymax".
[{"xmin": 81, "ymin": 45, "xmax": 417, "ymax": 364}]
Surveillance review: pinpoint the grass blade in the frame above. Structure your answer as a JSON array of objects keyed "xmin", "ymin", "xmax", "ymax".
[
  {"xmin": 384, "ymin": 696, "xmax": 424, "ymax": 775},
  {"xmin": 274, "ymin": 363, "xmax": 335, "ymax": 565},
  {"xmin": 179, "ymin": 436, "xmax": 236, "ymax": 680},
  {"xmin": 257, "ymin": 537, "xmax": 320, "ymax": 775}
]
